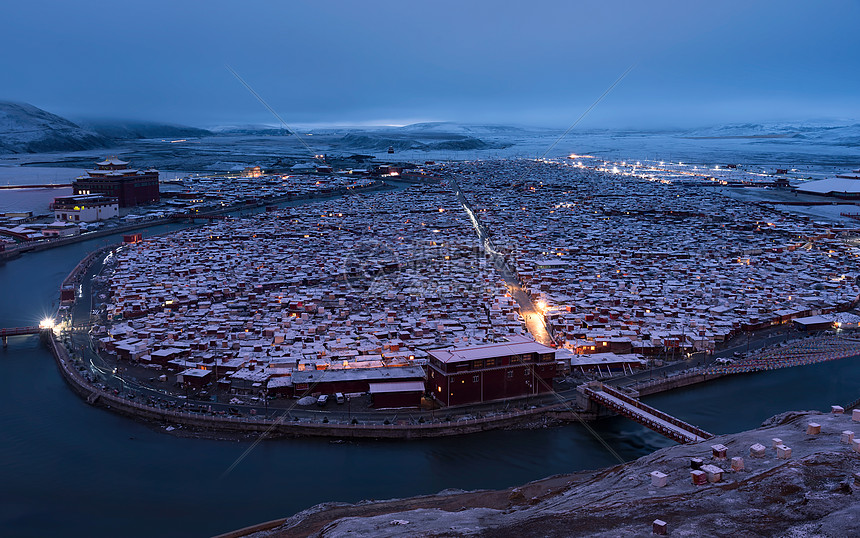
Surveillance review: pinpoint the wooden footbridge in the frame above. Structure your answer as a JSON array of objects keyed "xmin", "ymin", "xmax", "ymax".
[
  {"xmin": 579, "ymin": 382, "xmax": 714, "ymax": 444},
  {"xmin": 1, "ymin": 326, "xmax": 45, "ymax": 346}
]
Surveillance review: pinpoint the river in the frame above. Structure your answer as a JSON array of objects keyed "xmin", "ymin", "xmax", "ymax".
[{"xmin": 1, "ymin": 204, "xmax": 859, "ymax": 538}]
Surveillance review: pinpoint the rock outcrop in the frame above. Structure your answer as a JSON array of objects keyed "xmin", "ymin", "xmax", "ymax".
[{"xmin": 242, "ymin": 410, "xmax": 860, "ymax": 537}]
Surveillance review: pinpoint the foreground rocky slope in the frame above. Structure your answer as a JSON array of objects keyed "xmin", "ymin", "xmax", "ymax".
[{"xmin": 241, "ymin": 410, "xmax": 860, "ymax": 537}]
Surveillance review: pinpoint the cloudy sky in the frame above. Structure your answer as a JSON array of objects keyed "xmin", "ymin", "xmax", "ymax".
[{"xmin": 2, "ymin": 0, "xmax": 858, "ymax": 128}]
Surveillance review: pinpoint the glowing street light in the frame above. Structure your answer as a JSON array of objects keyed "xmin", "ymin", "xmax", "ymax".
[{"xmin": 39, "ymin": 317, "xmax": 55, "ymax": 330}]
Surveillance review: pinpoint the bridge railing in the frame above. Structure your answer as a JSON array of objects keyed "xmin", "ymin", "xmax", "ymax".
[
  {"xmin": 0, "ymin": 326, "xmax": 42, "ymax": 337},
  {"xmin": 585, "ymin": 385, "xmax": 713, "ymax": 442},
  {"xmin": 600, "ymin": 385, "xmax": 713, "ymax": 440},
  {"xmin": 585, "ymin": 389, "xmax": 695, "ymax": 443}
]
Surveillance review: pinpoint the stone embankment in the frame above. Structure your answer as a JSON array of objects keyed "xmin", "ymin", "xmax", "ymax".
[
  {"xmin": 625, "ymin": 371, "xmax": 727, "ymax": 396},
  {"xmin": 45, "ymin": 331, "xmax": 586, "ymax": 439}
]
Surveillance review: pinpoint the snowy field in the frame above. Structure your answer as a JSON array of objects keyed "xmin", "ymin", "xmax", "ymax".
[
  {"xmin": 721, "ymin": 186, "xmax": 860, "ymax": 224},
  {"xmin": 1, "ymin": 122, "xmax": 857, "ymax": 215}
]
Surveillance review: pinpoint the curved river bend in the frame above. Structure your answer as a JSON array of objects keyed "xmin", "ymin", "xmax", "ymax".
[{"xmin": 2, "ymin": 220, "xmax": 859, "ymax": 538}]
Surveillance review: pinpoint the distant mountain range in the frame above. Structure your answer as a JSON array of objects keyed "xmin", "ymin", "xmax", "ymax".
[
  {"xmin": 2, "ymin": 101, "xmax": 857, "ymax": 159},
  {"xmin": 76, "ymin": 119, "xmax": 211, "ymax": 141},
  {"xmin": 0, "ymin": 101, "xmax": 212, "ymax": 154},
  {"xmin": 681, "ymin": 122, "xmax": 860, "ymax": 147}
]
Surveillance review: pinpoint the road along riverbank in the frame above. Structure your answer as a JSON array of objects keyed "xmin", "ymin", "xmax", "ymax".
[
  {"xmin": 42, "ymin": 238, "xmax": 860, "ymax": 441},
  {"xmin": 45, "ymin": 330, "xmax": 589, "ymax": 439}
]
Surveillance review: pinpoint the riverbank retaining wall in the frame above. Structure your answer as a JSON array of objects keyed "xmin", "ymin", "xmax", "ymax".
[
  {"xmin": 45, "ymin": 331, "xmax": 584, "ymax": 439},
  {"xmin": 628, "ymin": 371, "xmax": 726, "ymax": 396}
]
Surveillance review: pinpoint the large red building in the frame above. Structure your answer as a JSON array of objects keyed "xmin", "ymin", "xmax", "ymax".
[
  {"xmin": 73, "ymin": 157, "xmax": 159, "ymax": 207},
  {"xmin": 426, "ymin": 336, "xmax": 558, "ymax": 407}
]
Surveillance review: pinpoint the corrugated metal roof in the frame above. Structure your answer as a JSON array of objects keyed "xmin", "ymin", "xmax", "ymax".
[
  {"xmin": 368, "ymin": 381, "xmax": 425, "ymax": 393},
  {"xmin": 428, "ymin": 340, "xmax": 555, "ymax": 363}
]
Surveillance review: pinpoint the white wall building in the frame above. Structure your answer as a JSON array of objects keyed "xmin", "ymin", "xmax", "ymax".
[{"xmin": 53, "ymin": 194, "xmax": 119, "ymax": 222}]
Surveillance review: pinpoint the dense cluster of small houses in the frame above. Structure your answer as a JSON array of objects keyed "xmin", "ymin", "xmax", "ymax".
[
  {"xmin": 160, "ymin": 170, "xmax": 376, "ymax": 215},
  {"xmin": 447, "ymin": 159, "xmax": 859, "ymax": 363},
  {"xmin": 97, "ymin": 184, "xmax": 527, "ymax": 407},
  {"xmin": 92, "ymin": 158, "xmax": 859, "ymax": 407}
]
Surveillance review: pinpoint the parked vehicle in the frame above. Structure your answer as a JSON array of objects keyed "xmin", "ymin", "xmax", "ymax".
[
  {"xmin": 335, "ymin": 392, "xmax": 345, "ymax": 404},
  {"xmin": 317, "ymin": 394, "xmax": 329, "ymax": 407}
]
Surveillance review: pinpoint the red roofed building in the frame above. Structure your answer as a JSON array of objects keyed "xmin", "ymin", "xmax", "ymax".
[
  {"xmin": 426, "ymin": 336, "xmax": 557, "ymax": 407},
  {"xmin": 73, "ymin": 157, "xmax": 160, "ymax": 207}
]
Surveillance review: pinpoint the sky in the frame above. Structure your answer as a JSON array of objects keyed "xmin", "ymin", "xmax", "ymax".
[{"xmin": 1, "ymin": 0, "xmax": 858, "ymax": 129}]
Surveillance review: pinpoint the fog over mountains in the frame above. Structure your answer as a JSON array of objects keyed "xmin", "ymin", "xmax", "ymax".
[
  {"xmin": 0, "ymin": 101, "xmax": 109, "ymax": 154},
  {"xmin": 1, "ymin": 102, "xmax": 857, "ymax": 164},
  {"xmin": 0, "ymin": 101, "xmax": 211, "ymax": 154}
]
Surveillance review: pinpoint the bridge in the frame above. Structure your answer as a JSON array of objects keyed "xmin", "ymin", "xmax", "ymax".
[
  {"xmin": 1, "ymin": 326, "xmax": 44, "ymax": 346},
  {"xmin": 579, "ymin": 382, "xmax": 714, "ymax": 444}
]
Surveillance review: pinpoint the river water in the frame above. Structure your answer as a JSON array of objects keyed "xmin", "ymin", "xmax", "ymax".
[{"xmin": 1, "ymin": 210, "xmax": 859, "ymax": 537}]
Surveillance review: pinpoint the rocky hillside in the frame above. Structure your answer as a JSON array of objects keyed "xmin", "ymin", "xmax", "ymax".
[
  {"xmin": 240, "ymin": 410, "xmax": 860, "ymax": 537},
  {"xmin": 0, "ymin": 101, "xmax": 110, "ymax": 154}
]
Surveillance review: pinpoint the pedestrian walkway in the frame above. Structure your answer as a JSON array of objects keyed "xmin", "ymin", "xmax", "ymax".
[{"xmin": 580, "ymin": 383, "xmax": 713, "ymax": 444}]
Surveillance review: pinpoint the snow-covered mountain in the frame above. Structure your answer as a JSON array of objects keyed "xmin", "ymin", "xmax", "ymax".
[
  {"xmin": 76, "ymin": 119, "xmax": 211, "ymax": 140},
  {"xmin": 0, "ymin": 101, "xmax": 110, "ymax": 154},
  {"xmin": 682, "ymin": 122, "xmax": 860, "ymax": 146},
  {"xmin": 396, "ymin": 121, "xmax": 535, "ymax": 135}
]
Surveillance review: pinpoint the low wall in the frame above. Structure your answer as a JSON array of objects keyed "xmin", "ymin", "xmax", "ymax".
[
  {"xmin": 629, "ymin": 372, "xmax": 725, "ymax": 396},
  {"xmin": 45, "ymin": 332, "xmax": 582, "ymax": 439}
]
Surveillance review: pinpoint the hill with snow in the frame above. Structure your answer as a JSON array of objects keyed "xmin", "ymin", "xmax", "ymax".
[
  {"xmin": 0, "ymin": 101, "xmax": 110, "ymax": 154},
  {"xmin": 76, "ymin": 119, "xmax": 211, "ymax": 140}
]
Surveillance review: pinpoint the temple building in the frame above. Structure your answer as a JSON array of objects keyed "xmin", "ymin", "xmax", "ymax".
[
  {"xmin": 73, "ymin": 157, "xmax": 159, "ymax": 207},
  {"xmin": 426, "ymin": 336, "xmax": 558, "ymax": 407}
]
